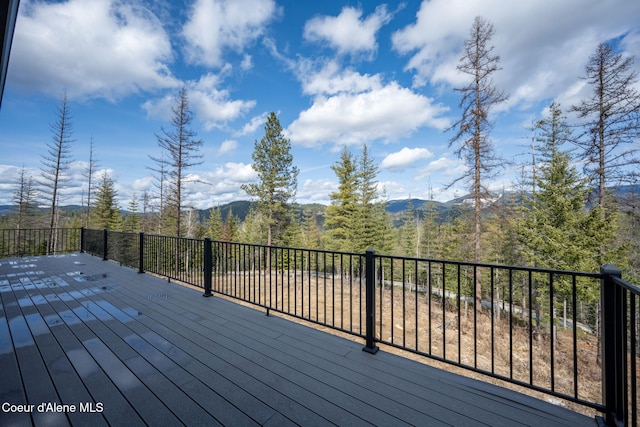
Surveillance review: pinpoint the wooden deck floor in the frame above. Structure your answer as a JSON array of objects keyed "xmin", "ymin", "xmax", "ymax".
[{"xmin": 0, "ymin": 253, "xmax": 596, "ymax": 426}]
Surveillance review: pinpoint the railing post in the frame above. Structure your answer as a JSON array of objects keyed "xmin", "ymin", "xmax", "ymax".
[
  {"xmin": 203, "ymin": 237, "xmax": 213, "ymax": 297},
  {"xmin": 80, "ymin": 227, "xmax": 85, "ymax": 253},
  {"xmin": 102, "ymin": 228, "xmax": 108, "ymax": 261},
  {"xmin": 363, "ymin": 248, "xmax": 379, "ymax": 354},
  {"xmin": 138, "ymin": 232, "xmax": 145, "ymax": 274},
  {"xmin": 600, "ymin": 264, "xmax": 625, "ymax": 426}
]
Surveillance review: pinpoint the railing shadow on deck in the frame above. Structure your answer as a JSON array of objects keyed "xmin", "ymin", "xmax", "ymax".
[{"xmin": 1, "ymin": 227, "xmax": 638, "ymax": 426}]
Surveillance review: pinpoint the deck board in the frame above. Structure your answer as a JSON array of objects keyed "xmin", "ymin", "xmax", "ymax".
[{"xmin": 0, "ymin": 253, "xmax": 596, "ymax": 426}]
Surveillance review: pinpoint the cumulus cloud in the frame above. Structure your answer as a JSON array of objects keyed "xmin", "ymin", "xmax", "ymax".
[
  {"xmin": 142, "ymin": 73, "xmax": 256, "ymax": 130},
  {"xmin": 182, "ymin": 0, "xmax": 277, "ymax": 68},
  {"xmin": 11, "ymin": 0, "xmax": 178, "ymax": 100},
  {"xmin": 417, "ymin": 156, "xmax": 468, "ymax": 180},
  {"xmin": 235, "ymin": 112, "xmax": 270, "ymax": 136},
  {"xmin": 392, "ymin": 0, "xmax": 640, "ymax": 108},
  {"xmin": 128, "ymin": 162, "xmax": 257, "ymax": 209},
  {"xmin": 303, "ymin": 5, "xmax": 392, "ymax": 57},
  {"xmin": 286, "ymin": 79, "xmax": 449, "ymax": 147},
  {"xmin": 217, "ymin": 140, "xmax": 238, "ymax": 156},
  {"xmin": 381, "ymin": 147, "xmax": 433, "ymax": 171},
  {"xmin": 297, "ymin": 178, "xmax": 336, "ymax": 204}
]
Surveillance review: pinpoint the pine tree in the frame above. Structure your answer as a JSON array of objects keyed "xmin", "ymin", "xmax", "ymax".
[
  {"xmin": 123, "ymin": 194, "xmax": 140, "ymax": 233},
  {"xmin": 419, "ymin": 190, "xmax": 440, "ymax": 258},
  {"xmin": 354, "ymin": 144, "xmax": 381, "ymax": 252},
  {"xmin": 221, "ymin": 208, "xmax": 239, "ymax": 242},
  {"xmin": 92, "ymin": 171, "xmax": 120, "ymax": 230},
  {"xmin": 206, "ymin": 207, "xmax": 223, "ymax": 240},
  {"xmin": 323, "ymin": 147, "xmax": 358, "ymax": 252},
  {"xmin": 397, "ymin": 198, "xmax": 417, "ymax": 257},
  {"xmin": 301, "ymin": 208, "xmax": 322, "ymax": 250},
  {"xmin": 241, "ymin": 112, "xmax": 299, "ymax": 246},
  {"xmin": 239, "ymin": 208, "xmax": 265, "ymax": 244},
  {"xmin": 535, "ymin": 102, "xmax": 573, "ymax": 162}
]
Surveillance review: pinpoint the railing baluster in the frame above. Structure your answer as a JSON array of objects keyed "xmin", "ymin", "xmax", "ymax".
[{"xmin": 2, "ymin": 228, "xmax": 637, "ymax": 420}]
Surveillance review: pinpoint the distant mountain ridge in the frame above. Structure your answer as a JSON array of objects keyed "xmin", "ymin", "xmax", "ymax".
[{"xmin": 1, "ymin": 184, "xmax": 638, "ymax": 224}]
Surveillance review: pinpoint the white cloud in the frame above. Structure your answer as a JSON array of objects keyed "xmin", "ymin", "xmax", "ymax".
[
  {"xmin": 286, "ymin": 80, "xmax": 449, "ymax": 147},
  {"xmin": 299, "ymin": 61, "xmax": 383, "ymax": 96},
  {"xmin": 416, "ymin": 156, "xmax": 468, "ymax": 181},
  {"xmin": 217, "ymin": 140, "xmax": 238, "ymax": 156},
  {"xmin": 182, "ymin": 0, "xmax": 277, "ymax": 68},
  {"xmin": 142, "ymin": 73, "xmax": 256, "ymax": 130},
  {"xmin": 303, "ymin": 5, "xmax": 392, "ymax": 57},
  {"xmin": 11, "ymin": 0, "xmax": 178, "ymax": 100},
  {"xmin": 235, "ymin": 112, "xmax": 270, "ymax": 136},
  {"xmin": 240, "ymin": 54, "xmax": 253, "ymax": 71},
  {"xmin": 187, "ymin": 74, "xmax": 256, "ymax": 130},
  {"xmin": 126, "ymin": 162, "xmax": 257, "ymax": 209},
  {"xmin": 297, "ymin": 178, "xmax": 336, "ymax": 204},
  {"xmin": 381, "ymin": 147, "xmax": 433, "ymax": 171},
  {"xmin": 392, "ymin": 0, "xmax": 640, "ymax": 109}
]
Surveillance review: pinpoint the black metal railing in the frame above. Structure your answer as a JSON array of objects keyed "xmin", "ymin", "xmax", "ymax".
[
  {"xmin": 601, "ymin": 265, "xmax": 639, "ymax": 427},
  {"xmin": 371, "ymin": 253, "xmax": 605, "ymax": 408},
  {"xmin": 209, "ymin": 240, "xmax": 367, "ymax": 336},
  {"xmin": 1, "ymin": 227, "xmax": 638, "ymax": 425},
  {"xmin": 0, "ymin": 228, "xmax": 81, "ymax": 257}
]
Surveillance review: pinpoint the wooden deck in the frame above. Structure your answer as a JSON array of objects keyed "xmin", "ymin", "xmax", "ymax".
[{"xmin": 0, "ymin": 253, "xmax": 596, "ymax": 426}]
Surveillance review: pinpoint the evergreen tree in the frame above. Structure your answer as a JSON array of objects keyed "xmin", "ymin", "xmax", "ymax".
[
  {"xmin": 535, "ymin": 102, "xmax": 573, "ymax": 163},
  {"xmin": 323, "ymin": 146, "xmax": 358, "ymax": 252},
  {"xmin": 301, "ymin": 208, "xmax": 322, "ymax": 250},
  {"xmin": 123, "ymin": 194, "xmax": 140, "ymax": 233},
  {"xmin": 92, "ymin": 171, "xmax": 120, "ymax": 230},
  {"xmin": 514, "ymin": 148, "xmax": 617, "ymax": 299},
  {"xmin": 241, "ymin": 112, "xmax": 299, "ymax": 246},
  {"xmin": 221, "ymin": 208, "xmax": 239, "ymax": 242},
  {"xmin": 419, "ymin": 191, "xmax": 440, "ymax": 258},
  {"xmin": 397, "ymin": 198, "xmax": 417, "ymax": 257},
  {"xmin": 239, "ymin": 208, "xmax": 265, "ymax": 244},
  {"xmin": 140, "ymin": 191, "xmax": 153, "ymax": 233},
  {"xmin": 354, "ymin": 144, "xmax": 383, "ymax": 252},
  {"xmin": 206, "ymin": 206, "xmax": 223, "ymax": 240}
]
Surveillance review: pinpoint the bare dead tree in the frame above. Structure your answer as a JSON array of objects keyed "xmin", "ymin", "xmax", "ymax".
[
  {"xmin": 82, "ymin": 137, "xmax": 99, "ymax": 227},
  {"xmin": 571, "ymin": 42, "xmax": 640, "ymax": 211},
  {"xmin": 447, "ymin": 16, "xmax": 508, "ymax": 309},
  {"xmin": 40, "ymin": 93, "xmax": 74, "ymax": 254},
  {"xmin": 149, "ymin": 88, "xmax": 203, "ymax": 237}
]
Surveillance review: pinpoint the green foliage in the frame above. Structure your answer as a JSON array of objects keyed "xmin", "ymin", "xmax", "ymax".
[
  {"xmin": 323, "ymin": 146, "xmax": 358, "ymax": 252},
  {"xmin": 123, "ymin": 194, "xmax": 140, "ymax": 233},
  {"xmin": 206, "ymin": 207, "xmax": 223, "ymax": 240},
  {"xmin": 92, "ymin": 171, "xmax": 120, "ymax": 230},
  {"xmin": 323, "ymin": 145, "xmax": 392, "ymax": 254},
  {"xmin": 396, "ymin": 199, "xmax": 417, "ymax": 257},
  {"xmin": 241, "ymin": 112, "xmax": 299, "ymax": 246},
  {"xmin": 514, "ymin": 146, "xmax": 620, "ymax": 303},
  {"xmin": 301, "ymin": 208, "xmax": 322, "ymax": 250}
]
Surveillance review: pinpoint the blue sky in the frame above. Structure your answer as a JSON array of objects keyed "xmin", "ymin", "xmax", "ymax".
[{"xmin": 1, "ymin": 0, "xmax": 639, "ymax": 209}]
